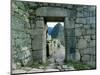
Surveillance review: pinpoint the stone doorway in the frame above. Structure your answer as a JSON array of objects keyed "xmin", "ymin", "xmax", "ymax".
[
  {"xmin": 44, "ymin": 17, "xmax": 65, "ymax": 57},
  {"xmin": 46, "ymin": 21, "xmax": 65, "ymax": 65}
]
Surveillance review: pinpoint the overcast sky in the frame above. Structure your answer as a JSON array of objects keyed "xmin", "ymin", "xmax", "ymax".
[{"xmin": 47, "ymin": 22, "xmax": 64, "ymax": 27}]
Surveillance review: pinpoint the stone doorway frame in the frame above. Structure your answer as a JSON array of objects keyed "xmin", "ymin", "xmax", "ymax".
[
  {"xmin": 33, "ymin": 6, "xmax": 76, "ymax": 63},
  {"xmin": 44, "ymin": 17, "xmax": 65, "ymax": 59}
]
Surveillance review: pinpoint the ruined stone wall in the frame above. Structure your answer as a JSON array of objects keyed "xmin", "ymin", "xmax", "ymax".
[
  {"xmin": 11, "ymin": 1, "xmax": 47, "ymax": 69},
  {"xmin": 11, "ymin": 1, "xmax": 96, "ymax": 68},
  {"xmin": 75, "ymin": 6, "xmax": 96, "ymax": 66},
  {"xmin": 64, "ymin": 5, "xmax": 96, "ymax": 67},
  {"xmin": 11, "ymin": 1, "xmax": 33, "ymax": 69}
]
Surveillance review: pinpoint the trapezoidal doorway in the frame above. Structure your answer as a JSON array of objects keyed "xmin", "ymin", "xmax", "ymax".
[{"xmin": 44, "ymin": 17, "xmax": 66, "ymax": 65}]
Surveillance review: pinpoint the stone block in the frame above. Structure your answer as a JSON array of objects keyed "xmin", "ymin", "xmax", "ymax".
[
  {"xmin": 90, "ymin": 47, "xmax": 96, "ymax": 55},
  {"xmin": 90, "ymin": 24, "xmax": 96, "ymax": 29},
  {"xmin": 84, "ymin": 35, "xmax": 90, "ymax": 39},
  {"xmin": 82, "ymin": 55, "xmax": 90, "ymax": 61},
  {"xmin": 86, "ymin": 61, "xmax": 96, "ymax": 67},
  {"xmin": 32, "ymin": 35, "xmax": 43, "ymax": 50},
  {"xmin": 77, "ymin": 38, "xmax": 87, "ymax": 49},
  {"xmin": 45, "ymin": 69, "xmax": 59, "ymax": 72},
  {"xmin": 77, "ymin": 11, "xmax": 83, "ymax": 17},
  {"xmin": 91, "ymin": 35, "xmax": 96, "ymax": 40},
  {"xmin": 86, "ymin": 29, "xmax": 91, "ymax": 34},
  {"xmin": 75, "ymin": 50, "xmax": 80, "ymax": 61},
  {"xmin": 36, "ymin": 7, "xmax": 68, "ymax": 17},
  {"xmin": 84, "ymin": 24, "xmax": 90, "ymax": 29},
  {"xmin": 89, "ymin": 40, "xmax": 95, "ymax": 47},
  {"xmin": 90, "ymin": 17, "xmax": 96, "ymax": 24},
  {"xmin": 83, "ymin": 11, "xmax": 89, "ymax": 17},
  {"xmin": 12, "ymin": 2, "xmax": 18, "ymax": 13},
  {"xmin": 91, "ymin": 29, "xmax": 96, "ymax": 35},
  {"xmin": 81, "ymin": 47, "xmax": 95, "ymax": 55},
  {"xmin": 90, "ymin": 11, "xmax": 96, "ymax": 17},
  {"xmin": 65, "ymin": 29, "xmax": 75, "ymax": 37},
  {"xmin": 89, "ymin": 6, "xmax": 96, "ymax": 17},
  {"xmin": 28, "ymin": 68, "xmax": 44, "ymax": 73},
  {"xmin": 16, "ymin": 1, "xmax": 25, "ymax": 10},
  {"xmin": 76, "ymin": 7, "xmax": 83, "ymax": 12},
  {"xmin": 75, "ymin": 24, "xmax": 83, "ymax": 28},
  {"xmin": 32, "ymin": 50, "xmax": 42, "ymax": 62},
  {"xmin": 12, "ymin": 69, "xmax": 27, "ymax": 74},
  {"xmin": 76, "ymin": 18, "xmax": 87, "ymax": 24},
  {"xmin": 36, "ymin": 18, "xmax": 44, "ymax": 28},
  {"xmin": 65, "ymin": 37, "xmax": 76, "ymax": 48},
  {"xmin": 65, "ymin": 17, "xmax": 75, "ymax": 28},
  {"xmin": 31, "ymin": 29, "xmax": 43, "ymax": 35},
  {"xmin": 75, "ymin": 28, "xmax": 82, "ymax": 36},
  {"xmin": 12, "ymin": 16, "xmax": 25, "ymax": 30},
  {"xmin": 86, "ymin": 17, "xmax": 96, "ymax": 24}
]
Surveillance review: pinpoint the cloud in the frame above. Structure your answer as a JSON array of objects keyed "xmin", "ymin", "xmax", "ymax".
[{"xmin": 47, "ymin": 22, "xmax": 64, "ymax": 27}]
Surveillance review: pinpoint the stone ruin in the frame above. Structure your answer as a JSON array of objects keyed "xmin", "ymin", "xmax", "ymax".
[{"xmin": 11, "ymin": 0, "xmax": 96, "ymax": 70}]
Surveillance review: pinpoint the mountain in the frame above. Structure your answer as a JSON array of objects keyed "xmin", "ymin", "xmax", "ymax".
[
  {"xmin": 51, "ymin": 23, "xmax": 64, "ymax": 38},
  {"xmin": 51, "ymin": 23, "xmax": 65, "ymax": 46},
  {"xmin": 48, "ymin": 27, "xmax": 53, "ymax": 35}
]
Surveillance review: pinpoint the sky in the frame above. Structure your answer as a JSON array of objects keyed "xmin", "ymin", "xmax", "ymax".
[{"xmin": 47, "ymin": 22, "xmax": 64, "ymax": 27}]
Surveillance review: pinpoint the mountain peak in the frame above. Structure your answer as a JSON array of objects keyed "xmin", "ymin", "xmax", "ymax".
[{"xmin": 51, "ymin": 23, "xmax": 64, "ymax": 38}]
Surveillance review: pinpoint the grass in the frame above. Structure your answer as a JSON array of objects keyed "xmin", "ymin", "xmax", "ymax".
[
  {"xmin": 27, "ymin": 61, "xmax": 50, "ymax": 69},
  {"xmin": 64, "ymin": 61, "xmax": 95, "ymax": 70}
]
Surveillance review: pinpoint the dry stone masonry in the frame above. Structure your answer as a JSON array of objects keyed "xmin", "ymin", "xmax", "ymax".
[{"xmin": 11, "ymin": 0, "xmax": 96, "ymax": 70}]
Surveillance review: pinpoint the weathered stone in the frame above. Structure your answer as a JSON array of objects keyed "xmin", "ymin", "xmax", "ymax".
[
  {"xmin": 45, "ymin": 69, "xmax": 59, "ymax": 72},
  {"xmin": 91, "ymin": 29, "xmax": 96, "ymax": 35},
  {"xmin": 22, "ymin": 67, "xmax": 32, "ymax": 71},
  {"xmin": 32, "ymin": 50, "xmax": 42, "ymax": 62},
  {"xmin": 75, "ymin": 50, "xmax": 80, "ymax": 61},
  {"xmin": 12, "ymin": 16, "xmax": 25, "ymax": 30},
  {"xmin": 15, "ymin": 2, "xmax": 25, "ymax": 10},
  {"xmin": 62, "ymin": 65, "xmax": 68, "ymax": 69},
  {"xmin": 89, "ymin": 6, "xmax": 96, "ymax": 17},
  {"xmin": 76, "ymin": 18, "xmax": 87, "ymax": 24},
  {"xmin": 89, "ymin": 40, "xmax": 95, "ymax": 47},
  {"xmin": 76, "ymin": 7, "xmax": 83, "ymax": 12},
  {"xmin": 84, "ymin": 35, "xmax": 90, "ymax": 39},
  {"xmin": 84, "ymin": 24, "xmax": 90, "ymax": 29},
  {"xmin": 76, "ymin": 11, "xmax": 83, "ymax": 17},
  {"xmin": 36, "ymin": 7, "xmax": 69, "ymax": 17},
  {"xmin": 91, "ymin": 35, "xmax": 96, "ymax": 40},
  {"xmin": 65, "ymin": 66, "xmax": 75, "ymax": 70},
  {"xmin": 75, "ymin": 28, "xmax": 82, "ymax": 36},
  {"xmin": 81, "ymin": 48, "xmax": 95, "ymax": 55},
  {"xmin": 12, "ymin": 69, "xmax": 27, "ymax": 74},
  {"xmin": 56, "ymin": 66, "xmax": 62, "ymax": 70},
  {"xmin": 36, "ymin": 17, "xmax": 44, "ymax": 28},
  {"xmin": 39, "ymin": 66, "xmax": 45, "ymax": 69},
  {"xmin": 16, "ymin": 62, "xmax": 22, "ymax": 69},
  {"xmin": 86, "ymin": 17, "xmax": 96, "ymax": 24},
  {"xmin": 12, "ymin": 63, "xmax": 17, "ymax": 70},
  {"xmin": 82, "ymin": 55, "xmax": 90, "ymax": 61},
  {"xmin": 75, "ymin": 24, "xmax": 83, "ymax": 28},
  {"xmin": 77, "ymin": 39, "xmax": 87, "ymax": 49},
  {"xmin": 65, "ymin": 17, "xmax": 75, "ymax": 28},
  {"xmin": 28, "ymin": 68, "xmax": 44, "ymax": 73},
  {"xmin": 65, "ymin": 29, "xmax": 75, "ymax": 37}
]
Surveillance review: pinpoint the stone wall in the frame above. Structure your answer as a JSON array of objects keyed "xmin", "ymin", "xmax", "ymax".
[
  {"xmin": 11, "ymin": 1, "xmax": 47, "ymax": 69},
  {"xmin": 64, "ymin": 5, "xmax": 96, "ymax": 67},
  {"xmin": 11, "ymin": 1, "xmax": 96, "ymax": 69},
  {"xmin": 11, "ymin": 1, "xmax": 33, "ymax": 69},
  {"xmin": 75, "ymin": 6, "xmax": 96, "ymax": 66}
]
